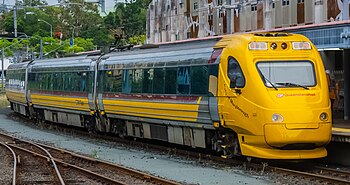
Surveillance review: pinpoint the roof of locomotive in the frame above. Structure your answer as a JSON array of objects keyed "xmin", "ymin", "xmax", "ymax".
[
  {"xmin": 215, "ymin": 32, "xmax": 311, "ymax": 49},
  {"xmin": 100, "ymin": 38, "xmax": 218, "ymax": 69},
  {"xmin": 28, "ymin": 55, "xmax": 98, "ymax": 72},
  {"xmin": 7, "ymin": 61, "xmax": 30, "ymax": 71}
]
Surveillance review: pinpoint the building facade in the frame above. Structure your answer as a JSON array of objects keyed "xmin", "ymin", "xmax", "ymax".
[{"xmin": 146, "ymin": 0, "xmax": 347, "ymax": 44}]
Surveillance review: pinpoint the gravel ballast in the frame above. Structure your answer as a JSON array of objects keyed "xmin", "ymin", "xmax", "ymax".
[{"xmin": 0, "ymin": 107, "xmax": 272, "ymax": 185}]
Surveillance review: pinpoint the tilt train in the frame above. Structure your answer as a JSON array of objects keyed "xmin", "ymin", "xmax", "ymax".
[{"xmin": 6, "ymin": 33, "xmax": 332, "ymax": 160}]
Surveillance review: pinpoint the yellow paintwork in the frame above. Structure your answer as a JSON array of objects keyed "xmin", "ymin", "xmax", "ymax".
[
  {"xmin": 30, "ymin": 93, "xmax": 90, "ymax": 112},
  {"xmin": 216, "ymin": 33, "xmax": 332, "ymax": 159},
  {"xmin": 6, "ymin": 90, "xmax": 26, "ymax": 104},
  {"xmin": 103, "ymin": 99, "xmax": 200, "ymax": 122}
]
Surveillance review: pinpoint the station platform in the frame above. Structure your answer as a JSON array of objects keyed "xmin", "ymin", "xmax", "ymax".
[{"xmin": 332, "ymin": 119, "xmax": 350, "ymax": 142}]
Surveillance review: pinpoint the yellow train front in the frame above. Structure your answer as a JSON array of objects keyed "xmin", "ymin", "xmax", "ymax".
[{"xmin": 216, "ymin": 33, "xmax": 332, "ymax": 159}]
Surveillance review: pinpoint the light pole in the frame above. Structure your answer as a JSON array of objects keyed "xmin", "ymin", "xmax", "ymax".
[{"xmin": 38, "ymin": 19, "xmax": 52, "ymax": 38}]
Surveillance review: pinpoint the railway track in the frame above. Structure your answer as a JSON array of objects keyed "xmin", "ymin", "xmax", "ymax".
[
  {"xmin": 0, "ymin": 132, "xmax": 181, "ymax": 185},
  {"xmin": 5, "ymin": 113, "xmax": 350, "ymax": 185}
]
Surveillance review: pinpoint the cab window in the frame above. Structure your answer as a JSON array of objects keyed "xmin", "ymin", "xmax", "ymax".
[{"xmin": 228, "ymin": 57, "xmax": 245, "ymax": 88}]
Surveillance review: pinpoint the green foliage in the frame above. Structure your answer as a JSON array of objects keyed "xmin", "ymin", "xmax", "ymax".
[
  {"xmin": 128, "ymin": 35, "xmax": 146, "ymax": 45},
  {"xmin": 111, "ymin": 0, "xmax": 148, "ymax": 38},
  {"xmin": 0, "ymin": 0, "xmax": 150, "ymax": 58}
]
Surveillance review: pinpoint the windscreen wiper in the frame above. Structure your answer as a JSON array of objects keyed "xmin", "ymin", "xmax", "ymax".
[
  {"xmin": 259, "ymin": 72, "xmax": 278, "ymax": 90},
  {"xmin": 265, "ymin": 77, "xmax": 278, "ymax": 90},
  {"xmin": 276, "ymin": 82, "xmax": 309, "ymax": 90}
]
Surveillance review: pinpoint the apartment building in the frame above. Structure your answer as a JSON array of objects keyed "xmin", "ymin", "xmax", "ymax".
[{"xmin": 146, "ymin": 0, "xmax": 345, "ymax": 44}]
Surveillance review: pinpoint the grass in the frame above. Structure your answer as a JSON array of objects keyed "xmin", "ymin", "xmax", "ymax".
[{"xmin": 0, "ymin": 94, "xmax": 9, "ymax": 109}]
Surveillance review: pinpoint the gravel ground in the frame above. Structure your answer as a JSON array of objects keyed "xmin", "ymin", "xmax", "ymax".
[
  {"xmin": 0, "ymin": 106, "xmax": 272, "ymax": 185},
  {"xmin": 0, "ymin": 146, "xmax": 13, "ymax": 185}
]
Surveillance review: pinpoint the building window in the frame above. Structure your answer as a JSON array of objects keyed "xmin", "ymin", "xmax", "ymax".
[
  {"xmin": 208, "ymin": 14, "xmax": 213, "ymax": 20},
  {"xmin": 219, "ymin": 11, "xmax": 224, "ymax": 18},
  {"xmin": 282, "ymin": 0, "xmax": 289, "ymax": 6},
  {"xmin": 251, "ymin": 4, "xmax": 257, "ymax": 11},
  {"xmin": 217, "ymin": 0, "xmax": 223, "ymax": 5},
  {"xmin": 194, "ymin": 2, "xmax": 198, "ymax": 10}
]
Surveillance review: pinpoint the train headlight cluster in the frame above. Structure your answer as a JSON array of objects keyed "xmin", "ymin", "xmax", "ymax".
[
  {"xmin": 319, "ymin": 112, "xmax": 328, "ymax": 121},
  {"xmin": 292, "ymin": 42, "xmax": 311, "ymax": 50},
  {"xmin": 272, "ymin": 114, "xmax": 284, "ymax": 123},
  {"xmin": 248, "ymin": 42, "xmax": 268, "ymax": 50}
]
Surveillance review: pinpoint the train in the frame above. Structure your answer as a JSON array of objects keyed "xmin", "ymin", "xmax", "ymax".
[{"xmin": 6, "ymin": 32, "xmax": 332, "ymax": 160}]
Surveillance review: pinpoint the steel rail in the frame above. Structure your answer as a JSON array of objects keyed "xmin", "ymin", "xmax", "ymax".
[
  {"xmin": 267, "ymin": 166, "xmax": 350, "ymax": 184},
  {"xmin": 8, "ymin": 144, "xmax": 136, "ymax": 185},
  {"xmin": 0, "ymin": 132, "xmax": 180, "ymax": 185},
  {"xmin": 36, "ymin": 142, "xmax": 182, "ymax": 185},
  {"xmin": 28, "ymin": 142, "xmax": 65, "ymax": 185},
  {"xmin": 0, "ymin": 142, "xmax": 17, "ymax": 185}
]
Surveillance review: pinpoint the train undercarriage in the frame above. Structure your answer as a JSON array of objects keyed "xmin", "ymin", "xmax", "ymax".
[{"xmin": 10, "ymin": 101, "xmax": 241, "ymax": 158}]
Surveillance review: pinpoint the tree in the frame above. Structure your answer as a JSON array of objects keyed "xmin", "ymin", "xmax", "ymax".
[{"xmin": 110, "ymin": 0, "xmax": 148, "ymax": 43}]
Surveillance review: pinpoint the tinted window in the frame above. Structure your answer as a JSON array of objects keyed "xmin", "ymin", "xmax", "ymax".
[
  {"xmin": 122, "ymin": 69, "xmax": 132, "ymax": 93},
  {"xmin": 153, "ymin": 68, "xmax": 165, "ymax": 94},
  {"xmin": 228, "ymin": 57, "xmax": 245, "ymax": 88},
  {"xmin": 131, "ymin": 69, "xmax": 142, "ymax": 93},
  {"xmin": 165, "ymin": 68, "xmax": 177, "ymax": 94},
  {"xmin": 191, "ymin": 66, "xmax": 209, "ymax": 94},
  {"xmin": 177, "ymin": 67, "xmax": 190, "ymax": 94},
  {"xmin": 142, "ymin": 69, "xmax": 153, "ymax": 93}
]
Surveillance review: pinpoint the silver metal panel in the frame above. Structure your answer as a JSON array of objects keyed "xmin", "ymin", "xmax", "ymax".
[
  {"xmin": 98, "ymin": 93, "xmax": 104, "ymax": 110},
  {"xmin": 64, "ymin": 113, "xmax": 82, "ymax": 127},
  {"xmin": 44, "ymin": 110, "xmax": 53, "ymax": 122},
  {"xmin": 126, "ymin": 121, "xmax": 133, "ymax": 136},
  {"xmin": 168, "ymin": 126, "xmax": 184, "ymax": 145},
  {"xmin": 208, "ymin": 97, "xmax": 220, "ymax": 122},
  {"xmin": 168, "ymin": 126, "xmax": 175, "ymax": 143},
  {"xmin": 173, "ymin": 126, "xmax": 184, "ymax": 145},
  {"xmin": 183, "ymin": 127, "xmax": 194, "ymax": 147},
  {"xmin": 58, "ymin": 112, "xmax": 67, "ymax": 124},
  {"xmin": 193, "ymin": 128, "xmax": 206, "ymax": 148},
  {"xmin": 143, "ymin": 123, "xmax": 151, "ymax": 139}
]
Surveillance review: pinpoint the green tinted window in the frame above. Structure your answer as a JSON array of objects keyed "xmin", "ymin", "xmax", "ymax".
[
  {"xmin": 165, "ymin": 68, "xmax": 177, "ymax": 94},
  {"xmin": 191, "ymin": 66, "xmax": 209, "ymax": 95},
  {"xmin": 142, "ymin": 69, "xmax": 153, "ymax": 93},
  {"xmin": 132, "ymin": 69, "xmax": 142, "ymax": 93},
  {"xmin": 153, "ymin": 68, "xmax": 165, "ymax": 94},
  {"xmin": 177, "ymin": 67, "xmax": 190, "ymax": 94},
  {"xmin": 122, "ymin": 69, "xmax": 132, "ymax": 93}
]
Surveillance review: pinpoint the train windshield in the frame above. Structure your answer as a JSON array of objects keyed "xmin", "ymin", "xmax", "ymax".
[{"xmin": 257, "ymin": 61, "xmax": 316, "ymax": 89}]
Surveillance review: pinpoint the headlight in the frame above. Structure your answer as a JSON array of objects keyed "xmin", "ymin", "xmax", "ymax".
[
  {"xmin": 320, "ymin": 112, "xmax": 328, "ymax": 121},
  {"xmin": 272, "ymin": 114, "xmax": 284, "ymax": 123}
]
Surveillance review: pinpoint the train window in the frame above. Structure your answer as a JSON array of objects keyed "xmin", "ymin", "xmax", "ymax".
[
  {"xmin": 228, "ymin": 57, "xmax": 245, "ymax": 88},
  {"xmin": 177, "ymin": 67, "xmax": 190, "ymax": 94},
  {"xmin": 257, "ymin": 61, "xmax": 316, "ymax": 88},
  {"xmin": 153, "ymin": 68, "xmax": 165, "ymax": 94},
  {"xmin": 131, "ymin": 69, "xmax": 143, "ymax": 93},
  {"xmin": 165, "ymin": 68, "xmax": 177, "ymax": 94},
  {"xmin": 122, "ymin": 69, "xmax": 132, "ymax": 93},
  {"xmin": 142, "ymin": 69, "xmax": 153, "ymax": 93},
  {"xmin": 191, "ymin": 65, "xmax": 209, "ymax": 95},
  {"xmin": 104, "ymin": 70, "xmax": 122, "ymax": 93}
]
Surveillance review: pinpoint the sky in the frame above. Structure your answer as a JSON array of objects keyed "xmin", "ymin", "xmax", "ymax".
[{"xmin": 2, "ymin": 0, "xmax": 118, "ymax": 14}]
